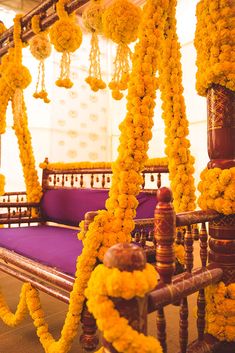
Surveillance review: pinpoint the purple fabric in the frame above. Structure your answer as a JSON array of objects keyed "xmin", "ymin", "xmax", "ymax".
[
  {"xmin": 0, "ymin": 225, "xmax": 83, "ymax": 276},
  {"xmin": 40, "ymin": 189, "xmax": 157, "ymax": 226}
]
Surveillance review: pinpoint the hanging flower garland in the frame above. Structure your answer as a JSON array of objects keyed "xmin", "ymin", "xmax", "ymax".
[
  {"xmin": 83, "ymin": 0, "xmax": 106, "ymax": 92},
  {"xmin": 102, "ymin": 0, "xmax": 142, "ymax": 100},
  {"xmin": 86, "ymin": 264, "xmax": 163, "ymax": 353},
  {"xmin": 157, "ymin": 0, "xmax": 196, "ymax": 213},
  {"xmin": 0, "ymin": 15, "xmax": 42, "ymax": 203},
  {"xmin": 50, "ymin": 0, "xmax": 82, "ymax": 88},
  {"xmin": 0, "ymin": 1, "xmax": 170, "ymax": 352},
  {"xmin": 30, "ymin": 15, "xmax": 51, "ymax": 103},
  {"xmin": 194, "ymin": 0, "xmax": 235, "ymax": 96}
]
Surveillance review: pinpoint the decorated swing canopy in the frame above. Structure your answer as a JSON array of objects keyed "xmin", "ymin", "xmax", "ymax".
[{"xmin": 0, "ymin": 0, "xmax": 234, "ymax": 353}]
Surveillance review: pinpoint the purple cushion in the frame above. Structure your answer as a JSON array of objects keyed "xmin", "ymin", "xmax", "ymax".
[
  {"xmin": 40, "ymin": 189, "xmax": 157, "ymax": 226},
  {"xmin": 0, "ymin": 225, "xmax": 82, "ymax": 276}
]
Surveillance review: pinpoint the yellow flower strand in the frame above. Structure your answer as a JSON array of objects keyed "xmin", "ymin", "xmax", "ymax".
[
  {"xmin": 0, "ymin": 1, "xmax": 168, "ymax": 352},
  {"xmin": 30, "ymin": 15, "xmax": 51, "ymax": 103},
  {"xmin": 102, "ymin": 0, "xmax": 142, "ymax": 99},
  {"xmin": 194, "ymin": 0, "xmax": 235, "ymax": 96},
  {"xmin": 86, "ymin": 264, "xmax": 162, "ymax": 353},
  {"xmin": 50, "ymin": 0, "xmax": 82, "ymax": 89},
  {"xmin": 0, "ymin": 15, "xmax": 42, "ymax": 203},
  {"xmin": 157, "ymin": 0, "xmax": 196, "ymax": 212},
  {"xmin": 83, "ymin": 0, "xmax": 106, "ymax": 92},
  {"xmin": 39, "ymin": 157, "xmax": 168, "ymax": 170}
]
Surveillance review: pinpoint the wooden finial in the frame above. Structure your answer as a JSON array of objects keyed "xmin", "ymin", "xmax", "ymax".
[{"xmin": 104, "ymin": 243, "xmax": 146, "ymax": 272}]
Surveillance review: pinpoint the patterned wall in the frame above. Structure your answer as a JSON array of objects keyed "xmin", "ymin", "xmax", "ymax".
[{"xmin": 50, "ymin": 35, "xmax": 112, "ymax": 163}]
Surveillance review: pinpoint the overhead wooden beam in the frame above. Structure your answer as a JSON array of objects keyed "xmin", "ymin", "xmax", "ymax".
[{"xmin": 0, "ymin": 0, "xmax": 88, "ymax": 58}]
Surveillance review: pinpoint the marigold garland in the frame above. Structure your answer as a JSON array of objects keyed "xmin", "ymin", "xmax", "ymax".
[
  {"xmin": 39, "ymin": 157, "xmax": 168, "ymax": 170},
  {"xmin": 194, "ymin": 0, "xmax": 235, "ymax": 96},
  {"xmin": 86, "ymin": 264, "xmax": 163, "ymax": 353},
  {"xmin": 0, "ymin": 14, "xmax": 42, "ymax": 203},
  {"xmin": 198, "ymin": 167, "xmax": 235, "ymax": 215},
  {"xmin": 205, "ymin": 282, "xmax": 235, "ymax": 341},
  {"xmin": 83, "ymin": 0, "xmax": 106, "ymax": 92},
  {"xmin": 157, "ymin": 0, "xmax": 196, "ymax": 213},
  {"xmin": 0, "ymin": 20, "xmax": 6, "ymax": 35},
  {"xmin": 50, "ymin": 0, "xmax": 82, "ymax": 88},
  {"xmin": 30, "ymin": 15, "xmax": 51, "ymax": 103},
  {"xmin": 102, "ymin": 0, "xmax": 142, "ymax": 99},
  {"xmin": 0, "ymin": 2, "xmax": 170, "ymax": 352}
]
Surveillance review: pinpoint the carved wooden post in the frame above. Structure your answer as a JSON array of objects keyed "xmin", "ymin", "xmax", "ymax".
[
  {"xmin": 207, "ymin": 85, "xmax": 235, "ymax": 352},
  {"xmin": 207, "ymin": 85, "xmax": 235, "ymax": 285},
  {"xmin": 80, "ymin": 211, "xmax": 99, "ymax": 351},
  {"xmin": 154, "ymin": 187, "xmax": 175, "ymax": 353},
  {"xmin": 102, "ymin": 243, "xmax": 148, "ymax": 353}
]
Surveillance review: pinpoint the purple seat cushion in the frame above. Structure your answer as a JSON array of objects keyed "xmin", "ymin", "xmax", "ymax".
[
  {"xmin": 0, "ymin": 225, "xmax": 82, "ymax": 276},
  {"xmin": 40, "ymin": 189, "xmax": 157, "ymax": 226}
]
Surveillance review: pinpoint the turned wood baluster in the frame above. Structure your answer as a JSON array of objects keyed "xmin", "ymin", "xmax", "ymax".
[
  {"xmin": 80, "ymin": 211, "xmax": 99, "ymax": 351},
  {"xmin": 102, "ymin": 174, "xmax": 105, "ymax": 187},
  {"xmin": 90, "ymin": 174, "xmax": 94, "ymax": 188},
  {"xmin": 71, "ymin": 174, "xmax": 74, "ymax": 187},
  {"xmin": 80, "ymin": 174, "xmax": 83, "ymax": 188},
  {"xmin": 179, "ymin": 225, "xmax": 193, "ymax": 353},
  {"xmin": 157, "ymin": 172, "xmax": 161, "ymax": 189},
  {"xmin": 102, "ymin": 243, "xmax": 148, "ymax": 353},
  {"xmin": 155, "ymin": 187, "xmax": 176, "ymax": 353},
  {"xmin": 196, "ymin": 223, "xmax": 208, "ymax": 341}
]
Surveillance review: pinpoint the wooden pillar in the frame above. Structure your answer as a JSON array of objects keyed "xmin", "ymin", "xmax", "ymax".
[
  {"xmin": 207, "ymin": 85, "xmax": 235, "ymax": 353},
  {"xmin": 207, "ymin": 84, "xmax": 235, "ymax": 285},
  {"xmin": 102, "ymin": 243, "xmax": 148, "ymax": 353},
  {"xmin": 154, "ymin": 187, "xmax": 175, "ymax": 353}
]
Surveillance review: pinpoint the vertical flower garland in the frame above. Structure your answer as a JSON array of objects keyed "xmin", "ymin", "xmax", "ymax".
[
  {"xmin": 83, "ymin": 0, "xmax": 106, "ymax": 92},
  {"xmin": 157, "ymin": 0, "xmax": 196, "ymax": 212},
  {"xmin": 0, "ymin": 15, "xmax": 42, "ymax": 203},
  {"xmin": 194, "ymin": 0, "xmax": 235, "ymax": 96},
  {"xmin": 102, "ymin": 0, "xmax": 142, "ymax": 100},
  {"xmin": 50, "ymin": 0, "xmax": 82, "ymax": 88},
  {"xmin": 0, "ymin": 2, "xmax": 170, "ymax": 353},
  {"xmin": 30, "ymin": 15, "xmax": 52, "ymax": 103}
]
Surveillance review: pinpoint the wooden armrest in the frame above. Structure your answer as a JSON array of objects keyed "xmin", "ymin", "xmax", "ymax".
[{"xmin": 0, "ymin": 202, "xmax": 42, "ymax": 225}]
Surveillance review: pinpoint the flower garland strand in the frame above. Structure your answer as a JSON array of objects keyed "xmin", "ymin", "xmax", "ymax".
[
  {"xmin": 50, "ymin": 0, "xmax": 82, "ymax": 88},
  {"xmin": 0, "ymin": 15, "xmax": 42, "ymax": 203},
  {"xmin": 102, "ymin": 0, "xmax": 142, "ymax": 100},
  {"xmin": 86, "ymin": 264, "xmax": 163, "ymax": 353},
  {"xmin": 0, "ymin": 1, "xmax": 170, "ymax": 352},
  {"xmin": 30, "ymin": 15, "xmax": 52, "ymax": 103},
  {"xmin": 194, "ymin": 0, "xmax": 235, "ymax": 96},
  {"xmin": 39, "ymin": 157, "xmax": 168, "ymax": 170},
  {"xmin": 83, "ymin": 0, "xmax": 106, "ymax": 92},
  {"xmin": 157, "ymin": 0, "xmax": 196, "ymax": 212}
]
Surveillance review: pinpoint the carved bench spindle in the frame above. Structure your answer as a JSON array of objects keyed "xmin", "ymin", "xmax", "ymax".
[
  {"xmin": 155, "ymin": 187, "xmax": 176, "ymax": 353},
  {"xmin": 90, "ymin": 174, "xmax": 94, "ymax": 188},
  {"xmin": 157, "ymin": 172, "xmax": 161, "ymax": 189},
  {"xmin": 179, "ymin": 225, "xmax": 193, "ymax": 353},
  {"xmin": 80, "ymin": 174, "xmax": 83, "ymax": 188},
  {"xmin": 102, "ymin": 174, "xmax": 105, "ymax": 187}
]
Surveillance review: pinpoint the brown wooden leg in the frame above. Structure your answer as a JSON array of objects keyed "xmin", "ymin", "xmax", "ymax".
[{"xmin": 80, "ymin": 302, "xmax": 99, "ymax": 351}]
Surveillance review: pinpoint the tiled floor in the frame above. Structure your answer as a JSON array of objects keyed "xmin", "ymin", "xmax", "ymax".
[{"xmin": 0, "ymin": 244, "xmax": 200, "ymax": 353}]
